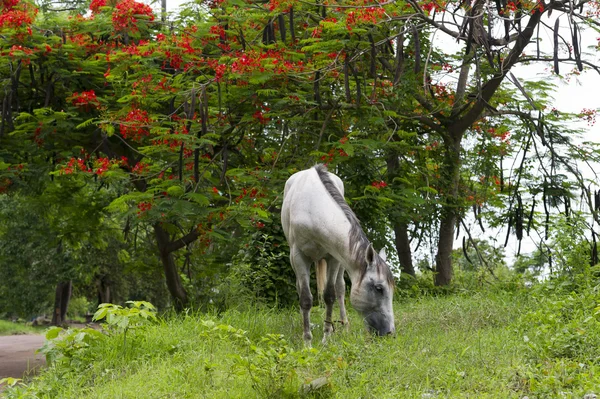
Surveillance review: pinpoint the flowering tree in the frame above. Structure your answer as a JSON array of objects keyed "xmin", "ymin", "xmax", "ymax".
[{"xmin": 1, "ymin": 0, "xmax": 599, "ymax": 314}]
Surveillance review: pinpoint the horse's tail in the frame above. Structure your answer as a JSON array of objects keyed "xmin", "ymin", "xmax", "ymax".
[{"xmin": 315, "ymin": 259, "xmax": 327, "ymax": 305}]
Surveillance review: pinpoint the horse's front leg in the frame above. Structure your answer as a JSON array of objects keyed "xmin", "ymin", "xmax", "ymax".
[
  {"xmin": 335, "ymin": 266, "xmax": 349, "ymax": 329},
  {"xmin": 322, "ymin": 257, "xmax": 341, "ymax": 344},
  {"xmin": 291, "ymin": 248, "xmax": 314, "ymax": 346}
]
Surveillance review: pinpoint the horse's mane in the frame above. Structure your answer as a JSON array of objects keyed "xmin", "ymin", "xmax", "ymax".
[{"xmin": 313, "ymin": 164, "xmax": 394, "ymax": 286}]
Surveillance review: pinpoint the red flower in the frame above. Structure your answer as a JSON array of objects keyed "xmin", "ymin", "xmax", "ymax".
[
  {"xmin": 208, "ymin": 25, "xmax": 226, "ymax": 40},
  {"xmin": 89, "ymin": 0, "xmax": 106, "ymax": 14},
  {"xmin": 0, "ymin": 8, "xmax": 36, "ymax": 29},
  {"xmin": 131, "ymin": 161, "xmax": 149, "ymax": 174},
  {"xmin": 71, "ymin": 90, "xmax": 100, "ymax": 110},
  {"xmin": 136, "ymin": 201, "xmax": 152, "ymax": 216},
  {"xmin": 120, "ymin": 108, "xmax": 151, "ymax": 141},
  {"xmin": 112, "ymin": 0, "xmax": 154, "ymax": 33},
  {"xmin": 62, "ymin": 157, "xmax": 91, "ymax": 175},
  {"xmin": 1, "ymin": 0, "xmax": 19, "ymax": 11}
]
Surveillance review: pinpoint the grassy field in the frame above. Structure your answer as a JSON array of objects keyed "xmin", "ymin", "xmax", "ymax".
[
  {"xmin": 3, "ymin": 287, "xmax": 600, "ymax": 398},
  {"xmin": 0, "ymin": 320, "xmax": 40, "ymax": 336}
]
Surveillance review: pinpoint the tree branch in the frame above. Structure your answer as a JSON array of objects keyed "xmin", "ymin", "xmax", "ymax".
[
  {"xmin": 449, "ymin": 10, "xmax": 543, "ymax": 136},
  {"xmin": 165, "ymin": 229, "xmax": 200, "ymax": 254}
]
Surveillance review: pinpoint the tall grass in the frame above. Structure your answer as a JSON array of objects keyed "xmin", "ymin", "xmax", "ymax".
[{"xmin": 3, "ymin": 290, "xmax": 548, "ymax": 399}]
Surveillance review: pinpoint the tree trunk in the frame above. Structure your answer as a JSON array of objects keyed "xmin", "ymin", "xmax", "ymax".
[
  {"xmin": 434, "ymin": 138, "xmax": 462, "ymax": 286},
  {"xmin": 386, "ymin": 151, "xmax": 415, "ymax": 276},
  {"xmin": 394, "ymin": 222, "xmax": 415, "ymax": 276},
  {"xmin": 51, "ymin": 281, "xmax": 72, "ymax": 326},
  {"xmin": 161, "ymin": 0, "xmax": 167, "ymax": 23},
  {"xmin": 96, "ymin": 276, "xmax": 111, "ymax": 304},
  {"xmin": 435, "ymin": 211, "xmax": 456, "ymax": 285},
  {"xmin": 154, "ymin": 223, "xmax": 189, "ymax": 311}
]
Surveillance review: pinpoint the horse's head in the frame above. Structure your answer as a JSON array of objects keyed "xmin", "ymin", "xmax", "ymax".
[{"xmin": 350, "ymin": 245, "xmax": 395, "ymax": 336}]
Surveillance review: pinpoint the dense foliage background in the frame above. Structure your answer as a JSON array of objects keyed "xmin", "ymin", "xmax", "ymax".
[{"xmin": 0, "ymin": 0, "xmax": 599, "ymax": 322}]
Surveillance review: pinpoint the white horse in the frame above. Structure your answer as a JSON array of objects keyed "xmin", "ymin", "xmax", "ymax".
[{"xmin": 281, "ymin": 164, "xmax": 395, "ymax": 345}]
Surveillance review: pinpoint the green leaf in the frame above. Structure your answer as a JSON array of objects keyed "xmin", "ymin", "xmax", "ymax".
[
  {"xmin": 167, "ymin": 185, "xmax": 184, "ymax": 198},
  {"xmin": 183, "ymin": 193, "xmax": 210, "ymax": 206},
  {"xmin": 45, "ymin": 326, "xmax": 63, "ymax": 340},
  {"xmin": 103, "ymin": 124, "xmax": 115, "ymax": 136},
  {"xmin": 75, "ymin": 118, "xmax": 96, "ymax": 129},
  {"xmin": 93, "ymin": 307, "xmax": 109, "ymax": 322}
]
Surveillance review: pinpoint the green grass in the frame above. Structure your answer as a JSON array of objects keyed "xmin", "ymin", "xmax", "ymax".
[
  {"xmin": 2, "ymin": 292, "xmax": 528, "ymax": 398},
  {"xmin": 4, "ymin": 289, "xmax": 600, "ymax": 398},
  {"xmin": 0, "ymin": 320, "xmax": 41, "ymax": 336}
]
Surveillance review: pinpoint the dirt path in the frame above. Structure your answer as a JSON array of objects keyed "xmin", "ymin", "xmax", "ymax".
[{"xmin": 0, "ymin": 334, "xmax": 46, "ymax": 391}]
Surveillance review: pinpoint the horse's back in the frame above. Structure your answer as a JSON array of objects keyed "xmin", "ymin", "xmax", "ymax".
[{"xmin": 282, "ymin": 166, "xmax": 347, "ymax": 262}]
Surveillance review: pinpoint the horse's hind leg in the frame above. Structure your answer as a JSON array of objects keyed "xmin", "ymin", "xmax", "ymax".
[
  {"xmin": 290, "ymin": 247, "xmax": 313, "ymax": 346},
  {"xmin": 335, "ymin": 266, "xmax": 349, "ymax": 328},
  {"xmin": 322, "ymin": 257, "xmax": 341, "ymax": 344}
]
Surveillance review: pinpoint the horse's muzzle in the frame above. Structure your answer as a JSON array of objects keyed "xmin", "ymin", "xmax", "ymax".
[{"xmin": 365, "ymin": 313, "xmax": 395, "ymax": 337}]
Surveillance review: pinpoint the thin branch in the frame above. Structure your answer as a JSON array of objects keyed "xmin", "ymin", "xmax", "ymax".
[{"xmin": 460, "ymin": 218, "xmax": 498, "ymax": 279}]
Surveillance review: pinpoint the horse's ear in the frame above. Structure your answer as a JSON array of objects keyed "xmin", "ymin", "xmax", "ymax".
[
  {"xmin": 365, "ymin": 244, "xmax": 376, "ymax": 266},
  {"xmin": 379, "ymin": 248, "xmax": 387, "ymax": 262}
]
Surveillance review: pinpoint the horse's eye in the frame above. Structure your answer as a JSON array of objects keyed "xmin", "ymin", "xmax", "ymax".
[{"xmin": 374, "ymin": 284, "xmax": 384, "ymax": 293}]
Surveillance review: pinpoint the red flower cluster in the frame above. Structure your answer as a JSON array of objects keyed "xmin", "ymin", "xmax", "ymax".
[
  {"xmin": 131, "ymin": 161, "xmax": 149, "ymax": 174},
  {"xmin": 151, "ymin": 123, "xmax": 190, "ymax": 151},
  {"xmin": 421, "ymin": 0, "xmax": 446, "ymax": 13},
  {"xmin": 371, "ymin": 181, "xmax": 388, "ymax": 189},
  {"xmin": 7, "ymin": 44, "xmax": 33, "ymax": 64},
  {"xmin": 214, "ymin": 63, "xmax": 227, "ymax": 81},
  {"xmin": 235, "ymin": 187, "xmax": 265, "ymax": 203},
  {"xmin": 320, "ymin": 147, "xmax": 349, "ymax": 163},
  {"xmin": 208, "ymin": 25, "xmax": 226, "ymax": 40},
  {"xmin": 0, "ymin": 1, "xmax": 37, "ymax": 30},
  {"xmin": 120, "ymin": 107, "xmax": 151, "ymax": 141},
  {"xmin": 61, "ymin": 156, "xmax": 124, "ymax": 175},
  {"xmin": 112, "ymin": 0, "xmax": 155, "ymax": 32},
  {"xmin": 1, "ymin": 0, "xmax": 19, "ymax": 10},
  {"xmin": 230, "ymin": 49, "xmax": 305, "ymax": 76},
  {"xmin": 251, "ymin": 103, "xmax": 271, "ymax": 125},
  {"xmin": 0, "ymin": 8, "xmax": 31, "ymax": 28},
  {"xmin": 89, "ymin": 0, "xmax": 106, "ymax": 14},
  {"xmin": 580, "ymin": 108, "xmax": 597, "ymax": 126},
  {"xmin": 252, "ymin": 110, "xmax": 270, "ymax": 124},
  {"xmin": 506, "ymin": 1, "xmax": 518, "ymax": 11},
  {"xmin": 62, "ymin": 157, "xmax": 89, "ymax": 174},
  {"xmin": 93, "ymin": 157, "xmax": 114, "ymax": 175},
  {"xmin": 346, "ymin": 7, "xmax": 386, "ymax": 31},
  {"xmin": 267, "ymin": 0, "xmax": 294, "ymax": 12},
  {"xmin": 487, "ymin": 127, "xmax": 510, "ymax": 141},
  {"xmin": 136, "ymin": 201, "xmax": 152, "ymax": 216},
  {"xmin": 71, "ymin": 90, "xmax": 101, "ymax": 110}
]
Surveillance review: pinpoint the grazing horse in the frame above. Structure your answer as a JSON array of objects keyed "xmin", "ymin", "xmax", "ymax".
[{"xmin": 281, "ymin": 164, "xmax": 395, "ymax": 345}]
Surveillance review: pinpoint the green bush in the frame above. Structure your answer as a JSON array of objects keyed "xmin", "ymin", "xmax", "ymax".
[
  {"xmin": 516, "ymin": 264, "xmax": 600, "ymax": 396},
  {"xmin": 66, "ymin": 297, "xmax": 92, "ymax": 320},
  {"xmin": 226, "ymin": 220, "xmax": 297, "ymax": 308}
]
